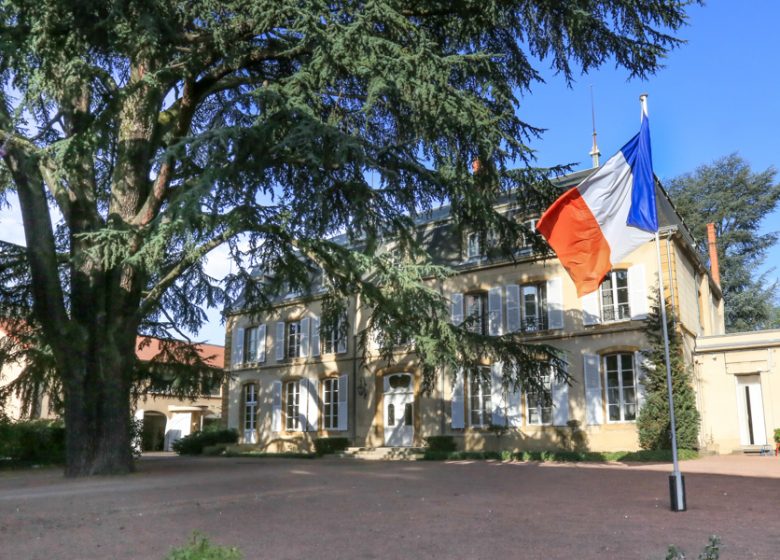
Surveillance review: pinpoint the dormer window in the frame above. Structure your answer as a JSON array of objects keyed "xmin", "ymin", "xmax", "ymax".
[{"xmin": 466, "ymin": 232, "xmax": 481, "ymax": 259}]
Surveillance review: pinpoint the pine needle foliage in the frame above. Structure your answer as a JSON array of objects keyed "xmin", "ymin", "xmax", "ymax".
[
  {"xmin": 637, "ymin": 295, "xmax": 700, "ymax": 451},
  {"xmin": 0, "ymin": 0, "xmax": 697, "ymax": 475}
]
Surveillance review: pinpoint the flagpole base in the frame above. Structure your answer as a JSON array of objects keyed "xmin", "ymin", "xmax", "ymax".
[{"xmin": 669, "ymin": 472, "xmax": 686, "ymax": 512}]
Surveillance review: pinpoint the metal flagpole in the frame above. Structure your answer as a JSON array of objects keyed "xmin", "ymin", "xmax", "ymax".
[
  {"xmin": 641, "ymin": 93, "xmax": 685, "ymax": 511},
  {"xmin": 654, "ymin": 230, "xmax": 685, "ymax": 511}
]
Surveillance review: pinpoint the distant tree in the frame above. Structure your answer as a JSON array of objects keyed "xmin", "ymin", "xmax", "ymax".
[
  {"xmin": 0, "ymin": 1, "xmax": 696, "ymax": 476},
  {"xmin": 637, "ymin": 296, "xmax": 700, "ymax": 451},
  {"xmin": 667, "ymin": 154, "xmax": 780, "ymax": 331}
]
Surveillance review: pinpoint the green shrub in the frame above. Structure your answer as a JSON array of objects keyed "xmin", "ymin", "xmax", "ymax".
[
  {"xmin": 774, "ymin": 428, "xmax": 780, "ymax": 444},
  {"xmin": 313, "ymin": 437, "xmax": 350, "ymax": 456},
  {"xmin": 421, "ymin": 448, "xmax": 698, "ymax": 463},
  {"xmin": 0, "ymin": 419, "xmax": 65, "ymax": 464},
  {"xmin": 172, "ymin": 429, "xmax": 238, "ymax": 455},
  {"xmin": 165, "ymin": 533, "xmax": 242, "ymax": 560},
  {"xmin": 666, "ymin": 536, "xmax": 720, "ymax": 560},
  {"xmin": 424, "ymin": 435, "xmax": 457, "ymax": 452}
]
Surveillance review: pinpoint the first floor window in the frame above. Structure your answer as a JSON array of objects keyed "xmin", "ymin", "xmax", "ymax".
[
  {"xmin": 604, "ymin": 353, "xmax": 637, "ymax": 422},
  {"xmin": 464, "ymin": 292, "xmax": 488, "ymax": 335},
  {"xmin": 285, "ymin": 380, "xmax": 301, "ymax": 430},
  {"xmin": 520, "ymin": 283, "xmax": 547, "ymax": 332},
  {"xmin": 244, "ymin": 326, "xmax": 259, "ymax": 362},
  {"xmin": 526, "ymin": 370, "xmax": 552, "ymax": 425},
  {"xmin": 244, "ymin": 384, "xmax": 258, "ymax": 432},
  {"xmin": 600, "ymin": 269, "xmax": 630, "ymax": 322},
  {"xmin": 287, "ymin": 321, "xmax": 302, "ymax": 358},
  {"xmin": 469, "ymin": 368, "xmax": 492, "ymax": 427},
  {"xmin": 322, "ymin": 378, "xmax": 339, "ymax": 430},
  {"xmin": 322, "ymin": 313, "xmax": 347, "ymax": 354}
]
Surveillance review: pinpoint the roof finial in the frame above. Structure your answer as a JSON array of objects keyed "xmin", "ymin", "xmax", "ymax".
[
  {"xmin": 589, "ymin": 85, "xmax": 600, "ymax": 168},
  {"xmin": 639, "ymin": 93, "xmax": 649, "ymax": 120}
]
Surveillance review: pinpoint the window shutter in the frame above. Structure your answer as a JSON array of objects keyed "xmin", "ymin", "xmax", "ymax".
[
  {"xmin": 300, "ymin": 317, "xmax": 310, "ymax": 357},
  {"xmin": 490, "ymin": 362, "xmax": 507, "ymax": 426},
  {"xmin": 628, "ymin": 264, "xmax": 649, "ymax": 320},
  {"xmin": 451, "ymin": 369, "xmax": 465, "ymax": 429},
  {"xmin": 505, "ymin": 284, "xmax": 521, "ymax": 333},
  {"xmin": 271, "ymin": 380, "xmax": 282, "ymax": 432},
  {"xmin": 506, "ymin": 380, "xmax": 523, "ymax": 427},
  {"xmin": 311, "ymin": 316, "xmax": 320, "ymax": 357},
  {"xmin": 305, "ymin": 378, "xmax": 319, "ymax": 432},
  {"xmin": 583, "ymin": 353, "xmax": 604, "ymax": 425},
  {"xmin": 256, "ymin": 324, "xmax": 266, "ymax": 363},
  {"xmin": 451, "ymin": 293, "xmax": 464, "ymax": 325},
  {"xmin": 231, "ymin": 326, "xmax": 245, "ymax": 369},
  {"xmin": 546, "ymin": 277, "xmax": 565, "ymax": 330},
  {"xmin": 337, "ymin": 374, "xmax": 348, "ymax": 431},
  {"xmin": 581, "ymin": 291, "xmax": 602, "ymax": 326},
  {"xmin": 275, "ymin": 322, "xmax": 285, "ymax": 361},
  {"xmin": 635, "ymin": 351, "xmax": 649, "ymax": 410},
  {"xmin": 488, "ymin": 287, "xmax": 503, "ymax": 336},
  {"xmin": 552, "ymin": 363, "xmax": 569, "ymax": 426},
  {"xmin": 337, "ymin": 315, "xmax": 348, "ymax": 354}
]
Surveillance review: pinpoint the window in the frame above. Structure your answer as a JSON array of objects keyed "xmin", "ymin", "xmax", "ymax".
[
  {"xmin": 604, "ymin": 353, "xmax": 637, "ymax": 422},
  {"xmin": 520, "ymin": 283, "xmax": 547, "ymax": 332},
  {"xmin": 469, "ymin": 368, "xmax": 492, "ymax": 427},
  {"xmin": 600, "ymin": 269, "xmax": 630, "ymax": 322},
  {"xmin": 519, "ymin": 218, "xmax": 538, "ymax": 249},
  {"xmin": 287, "ymin": 321, "xmax": 302, "ymax": 358},
  {"xmin": 466, "ymin": 232, "xmax": 481, "ymax": 259},
  {"xmin": 243, "ymin": 326, "xmax": 258, "ymax": 362},
  {"xmin": 464, "ymin": 292, "xmax": 488, "ymax": 335},
  {"xmin": 244, "ymin": 384, "xmax": 258, "ymax": 434},
  {"xmin": 322, "ymin": 378, "xmax": 339, "ymax": 430},
  {"xmin": 322, "ymin": 313, "xmax": 347, "ymax": 354},
  {"xmin": 285, "ymin": 380, "xmax": 301, "ymax": 430},
  {"xmin": 526, "ymin": 370, "xmax": 552, "ymax": 425}
]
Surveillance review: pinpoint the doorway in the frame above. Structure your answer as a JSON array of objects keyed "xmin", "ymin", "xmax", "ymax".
[
  {"xmin": 383, "ymin": 373, "xmax": 414, "ymax": 447},
  {"xmin": 736, "ymin": 375, "xmax": 767, "ymax": 446}
]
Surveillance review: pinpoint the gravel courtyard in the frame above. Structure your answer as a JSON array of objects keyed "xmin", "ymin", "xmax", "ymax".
[{"xmin": 1, "ymin": 454, "xmax": 778, "ymax": 559}]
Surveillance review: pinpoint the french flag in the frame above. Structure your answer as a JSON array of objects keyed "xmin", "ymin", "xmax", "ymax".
[{"xmin": 537, "ymin": 101, "xmax": 658, "ymax": 297}]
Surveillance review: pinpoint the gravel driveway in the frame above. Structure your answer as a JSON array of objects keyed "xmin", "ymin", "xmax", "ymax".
[{"xmin": 1, "ymin": 454, "xmax": 778, "ymax": 559}]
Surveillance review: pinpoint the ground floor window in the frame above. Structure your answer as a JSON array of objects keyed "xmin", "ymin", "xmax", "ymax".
[
  {"xmin": 604, "ymin": 353, "xmax": 637, "ymax": 422},
  {"xmin": 526, "ymin": 370, "xmax": 552, "ymax": 425},
  {"xmin": 469, "ymin": 368, "xmax": 492, "ymax": 427},
  {"xmin": 322, "ymin": 377, "xmax": 339, "ymax": 430},
  {"xmin": 285, "ymin": 380, "xmax": 301, "ymax": 430},
  {"xmin": 244, "ymin": 383, "xmax": 257, "ymax": 433}
]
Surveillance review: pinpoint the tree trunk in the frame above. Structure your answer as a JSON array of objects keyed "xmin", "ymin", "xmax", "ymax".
[{"xmin": 62, "ymin": 326, "xmax": 136, "ymax": 477}]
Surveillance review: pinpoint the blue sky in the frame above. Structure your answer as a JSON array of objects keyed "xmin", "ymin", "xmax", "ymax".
[
  {"xmin": 1, "ymin": 2, "xmax": 777, "ymax": 345},
  {"xmin": 519, "ymin": 0, "xmax": 780, "ymax": 290}
]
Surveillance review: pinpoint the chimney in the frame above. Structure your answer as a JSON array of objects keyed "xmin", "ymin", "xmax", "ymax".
[
  {"xmin": 471, "ymin": 158, "xmax": 482, "ymax": 174},
  {"xmin": 706, "ymin": 223, "xmax": 721, "ymax": 286}
]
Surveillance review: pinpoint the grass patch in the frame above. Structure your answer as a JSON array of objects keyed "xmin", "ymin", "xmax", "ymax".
[
  {"xmin": 421, "ymin": 449, "xmax": 699, "ymax": 463},
  {"xmin": 165, "ymin": 532, "xmax": 242, "ymax": 560}
]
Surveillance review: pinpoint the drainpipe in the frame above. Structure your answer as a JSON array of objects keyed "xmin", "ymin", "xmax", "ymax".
[{"xmin": 706, "ymin": 223, "xmax": 721, "ymax": 287}]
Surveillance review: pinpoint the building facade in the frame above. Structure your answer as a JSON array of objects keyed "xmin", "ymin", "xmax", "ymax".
[{"xmin": 223, "ymin": 175, "xmax": 740, "ymax": 455}]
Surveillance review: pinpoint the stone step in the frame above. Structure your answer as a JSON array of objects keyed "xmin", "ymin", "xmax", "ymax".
[{"xmin": 340, "ymin": 446, "xmax": 426, "ymax": 461}]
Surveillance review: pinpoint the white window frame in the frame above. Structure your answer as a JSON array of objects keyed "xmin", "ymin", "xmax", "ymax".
[
  {"xmin": 599, "ymin": 269, "xmax": 631, "ymax": 323},
  {"xmin": 526, "ymin": 370, "xmax": 553, "ymax": 425},
  {"xmin": 520, "ymin": 283, "xmax": 547, "ymax": 332},
  {"xmin": 466, "ymin": 232, "xmax": 482, "ymax": 259},
  {"xmin": 285, "ymin": 380, "xmax": 301, "ymax": 431},
  {"xmin": 520, "ymin": 218, "xmax": 538, "ymax": 248},
  {"xmin": 464, "ymin": 292, "xmax": 488, "ymax": 335},
  {"xmin": 244, "ymin": 383, "xmax": 258, "ymax": 433},
  {"xmin": 244, "ymin": 326, "xmax": 258, "ymax": 362},
  {"xmin": 604, "ymin": 353, "xmax": 638, "ymax": 423},
  {"xmin": 322, "ymin": 313, "xmax": 347, "ymax": 355},
  {"xmin": 287, "ymin": 321, "xmax": 302, "ymax": 359},
  {"xmin": 469, "ymin": 368, "xmax": 492, "ymax": 427},
  {"xmin": 322, "ymin": 377, "xmax": 339, "ymax": 430}
]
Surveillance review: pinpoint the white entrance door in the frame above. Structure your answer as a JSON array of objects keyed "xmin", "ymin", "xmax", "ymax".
[
  {"xmin": 164, "ymin": 412, "xmax": 192, "ymax": 451},
  {"xmin": 737, "ymin": 375, "xmax": 767, "ymax": 446},
  {"xmin": 383, "ymin": 373, "xmax": 414, "ymax": 447}
]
